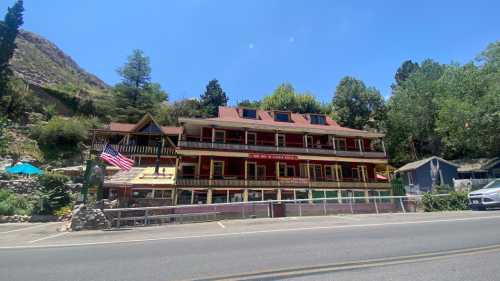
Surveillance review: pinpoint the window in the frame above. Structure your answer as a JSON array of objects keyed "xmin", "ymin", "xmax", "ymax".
[
  {"xmin": 154, "ymin": 189, "xmax": 172, "ymax": 199},
  {"xmin": 279, "ymin": 163, "xmax": 287, "ymax": 177},
  {"xmin": 342, "ymin": 164, "xmax": 352, "ymax": 179},
  {"xmin": 309, "ymin": 164, "xmax": 322, "ymax": 180},
  {"xmin": 335, "ymin": 138, "xmax": 347, "ymax": 150},
  {"xmin": 277, "ymin": 134, "xmax": 286, "ymax": 147},
  {"xmin": 324, "ymin": 165, "xmax": 337, "ymax": 180},
  {"xmin": 275, "ymin": 112, "xmax": 290, "ymax": 122},
  {"xmin": 247, "ymin": 132, "xmax": 257, "ymax": 145},
  {"xmin": 354, "ymin": 139, "xmax": 363, "ymax": 151},
  {"xmin": 214, "ymin": 130, "xmax": 225, "ymax": 143},
  {"xmin": 181, "ymin": 164, "xmax": 196, "ymax": 178},
  {"xmin": 287, "ymin": 166, "xmax": 296, "ymax": 177},
  {"xmin": 352, "ymin": 168, "xmax": 360, "ymax": 181},
  {"xmin": 306, "ymin": 135, "xmax": 313, "ymax": 148},
  {"xmin": 310, "ymin": 114, "xmax": 326, "ymax": 125},
  {"xmin": 132, "ymin": 189, "xmax": 153, "ymax": 199},
  {"xmin": 299, "ymin": 164, "xmax": 308, "ymax": 178},
  {"xmin": 247, "ymin": 162, "xmax": 257, "ymax": 179},
  {"xmin": 257, "ymin": 165, "xmax": 266, "ymax": 179},
  {"xmin": 242, "ymin": 108, "xmax": 257, "ymax": 119},
  {"xmin": 213, "ymin": 161, "xmax": 224, "ymax": 179},
  {"xmin": 248, "ymin": 190, "xmax": 263, "ymax": 201}
]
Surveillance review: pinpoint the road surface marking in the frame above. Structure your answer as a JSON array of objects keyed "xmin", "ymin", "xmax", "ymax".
[
  {"xmin": 0, "ymin": 222, "xmax": 61, "ymax": 234},
  {"xmin": 217, "ymin": 221, "xmax": 226, "ymax": 229},
  {"xmin": 28, "ymin": 232, "xmax": 67, "ymax": 244},
  {"xmin": 333, "ymin": 215, "xmax": 361, "ymax": 221},
  {"xmin": 190, "ymin": 243, "xmax": 500, "ymax": 281},
  {"xmin": 1, "ymin": 214, "xmax": 500, "ymax": 249}
]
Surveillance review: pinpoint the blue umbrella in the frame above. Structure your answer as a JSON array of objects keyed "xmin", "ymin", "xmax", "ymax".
[{"xmin": 6, "ymin": 162, "xmax": 43, "ymax": 175}]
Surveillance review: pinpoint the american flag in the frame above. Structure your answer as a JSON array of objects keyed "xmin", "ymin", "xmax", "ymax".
[{"xmin": 100, "ymin": 144, "xmax": 134, "ymax": 171}]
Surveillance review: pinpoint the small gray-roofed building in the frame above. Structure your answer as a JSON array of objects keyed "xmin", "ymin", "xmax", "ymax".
[
  {"xmin": 452, "ymin": 158, "xmax": 500, "ymax": 191},
  {"xmin": 395, "ymin": 156, "xmax": 459, "ymax": 193}
]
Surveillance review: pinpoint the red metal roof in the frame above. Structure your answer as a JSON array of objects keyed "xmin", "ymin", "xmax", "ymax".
[{"xmin": 212, "ymin": 107, "xmax": 363, "ymax": 133}]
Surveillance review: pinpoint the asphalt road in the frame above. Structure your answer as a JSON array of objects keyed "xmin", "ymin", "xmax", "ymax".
[{"xmin": 1, "ymin": 211, "xmax": 500, "ymax": 281}]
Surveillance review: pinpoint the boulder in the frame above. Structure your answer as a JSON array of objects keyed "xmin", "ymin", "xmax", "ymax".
[{"xmin": 70, "ymin": 204, "xmax": 109, "ymax": 231}]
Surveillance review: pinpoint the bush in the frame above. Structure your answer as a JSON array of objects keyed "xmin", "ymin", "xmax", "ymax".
[
  {"xmin": 422, "ymin": 191, "xmax": 469, "ymax": 212},
  {"xmin": 33, "ymin": 173, "xmax": 71, "ymax": 215},
  {"xmin": 53, "ymin": 205, "xmax": 72, "ymax": 217},
  {"xmin": 31, "ymin": 116, "xmax": 90, "ymax": 152},
  {"xmin": 0, "ymin": 189, "xmax": 34, "ymax": 216}
]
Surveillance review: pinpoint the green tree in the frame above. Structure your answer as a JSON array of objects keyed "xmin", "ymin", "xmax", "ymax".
[
  {"xmin": 332, "ymin": 76, "xmax": 385, "ymax": 130},
  {"xmin": 237, "ymin": 99, "xmax": 261, "ymax": 108},
  {"xmin": 394, "ymin": 60, "xmax": 419, "ymax": 86},
  {"xmin": 261, "ymin": 83, "xmax": 322, "ymax": 113},
  {"xmin": 113, "ymin": 50, "xmax": 167, "ymax": 122},
  {"xmin": 157, "ymin": 99, "xmax": 205, "ymax": 125},
  {"xmin": 200, "ymin": 79, "xmax": 228, "ymax": 117},
  {"xmin": 0, "ymin": 0, "xmax": 23, "ymax": 99},
  {"xmin": 386, "ymin": 59, "xmax": 445, "ymax": 164}
]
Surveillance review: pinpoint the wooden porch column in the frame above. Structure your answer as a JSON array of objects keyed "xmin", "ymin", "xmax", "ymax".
[
  {"xmin": 177, "ymin": 125, "xmax": 183, "ymax": 146},
  {"xmin": 199, "ymin": 127, "xmax": 203, "ymax": 142},
  {"xmin": 244, "ymin": 129, "xmax": 248, "ymax": 145},
  {"xmin": 211, "ymin": 127, "xmax": 215, "ymax": 149},
  {"xmin": 207, "ymin": 189, "xmax": 212, "ymax": 204},
  {"xmin": 331, "ymin": 136, "xmax": 336, "ymax": 151},
  {"xmin": 276, "ymin": 161, "xmax": 280, "ymax": 180},
  {"xmin": 358, "ymin": 138, "xmax": 363, "ymax": 153},
  {"xmin": 244, "ymin": 159, "xmax": 248, "ymax": 181},
  {"xmin": 382, "ymin": 139, "xmax": 387, "ymax": 156},
  {"xmin": 197, "ymin": 156, "xmax": 202, "ymax": 179},
  {"xmin": 209, "ymin": 158, "xmax": 214, "ymax": 184},
  {"xmin": 244, "ymin": 159, "xmax": 249, "ymax": 202},
  {"xmin": 306, "ymin": 160, "xmax": 312, "ymax": 203},
  {"xmin": 243, "ymin": 189, "xmax": 249, "ymax": 202},
  {"xmin": 275, "ymin": 131, "xmax": 279, "ymax": 151},
  {"xmin": 277, "ymin": 188, "xmax": 282, "ymax": 201},
  {"xmin": 304, "ymin": 134, "xmax": 308, "ymax": 148}
]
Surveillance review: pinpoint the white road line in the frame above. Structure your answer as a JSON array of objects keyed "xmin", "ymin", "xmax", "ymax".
[
  {"xmin": 0, "ymin": 222, "xmax": 61, "ymax": 234},
  {"xmin": 28, "ymin": 232, "xmax": 67, "ymax": 244},
  {"xmin": 217, "ymin": 221, "xmax": 226, "ymax": 229},
  {"xmin": 2, "ymin": 214, "xmax": 500, "ymax": 250},
  {"xmin": 333, "ymin": 215, "xmax": 361, "ymax": 221}
]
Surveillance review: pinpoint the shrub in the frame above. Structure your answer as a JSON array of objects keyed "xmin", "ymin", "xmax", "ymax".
[
  {"xmin": 422, "ymin": 191, "xmax": 469, "ymax": 212},
  {"xmin": 33, "ymin": 173, "xmax": 71, "ymax": 215},
  {"xmin": 53, "ymin": 205, "xmax": 72, "ymax": 217},
  {"xmin": 0, "ymin": 189, "xmax": 34, "ymax": 216},
  {"xmin": 31, "ymin": 116, "xmax": 90, "ymax": 152}
]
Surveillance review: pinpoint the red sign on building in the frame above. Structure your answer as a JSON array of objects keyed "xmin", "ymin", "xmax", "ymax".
[{"xmin": 248, "ymin": 153, "xmax": 299, "ymax": 160}]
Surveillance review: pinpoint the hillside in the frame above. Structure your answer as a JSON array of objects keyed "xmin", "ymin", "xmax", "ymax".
[{"xmin": 10, "ymin": 30, "xmax": 110, "ymax": 95}]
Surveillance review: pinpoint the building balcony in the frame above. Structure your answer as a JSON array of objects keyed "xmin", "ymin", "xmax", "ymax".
[
  {"xmin": 178, "ymin": 140, "xmax": 386, "ymax": 158},
  {"xmin": 175, "ymin": 176, "xmax": 391, "ymax": 189},
  {"xmin": 91, "ymin": 142, "xmax": 176, "ymax": 156}
]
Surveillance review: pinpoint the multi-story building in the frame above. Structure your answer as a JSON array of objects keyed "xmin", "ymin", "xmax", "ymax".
[{"xmin": 91, "ymin": 107, "xmax": 392, "ymax": 206}]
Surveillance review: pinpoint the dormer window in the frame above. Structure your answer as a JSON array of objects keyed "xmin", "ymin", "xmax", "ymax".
[
  {"xmin": 310, "ymin": 114, "xmax": 326, "ymax": 125},
  {"xmin": 242, "ymin": 108, "xmax": 257, "ymax": 119},
  {"xmin": 274, "ymin": 112, "xmax": 291, "ymax": 122}
]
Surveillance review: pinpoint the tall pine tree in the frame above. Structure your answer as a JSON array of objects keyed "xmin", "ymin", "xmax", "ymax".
[
  {"xmin": 200, "ymin": 79, "xmax": 228, "ymax": 117},
  {"xmin": 0, "ymin": 0, "xmax": 24, "ymax": 98}
]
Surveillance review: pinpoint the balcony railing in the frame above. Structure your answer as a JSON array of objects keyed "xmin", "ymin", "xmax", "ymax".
[
  {"xmin": 175, "ymin": 177, "xmax": 391, "ymax": 189},
  {"xmin": 91, "ymin": 143, "xmax": 176, "ymax": 156},
  {"xmin": 178, "ymin": 140, "xmax": 386, "ymax": 158}
]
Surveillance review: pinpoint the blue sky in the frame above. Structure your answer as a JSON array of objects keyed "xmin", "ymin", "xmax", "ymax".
[{"xmin": 3, "ymin": 0, "xmax": 500, "ymax": 103}]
